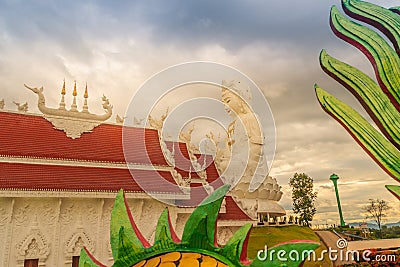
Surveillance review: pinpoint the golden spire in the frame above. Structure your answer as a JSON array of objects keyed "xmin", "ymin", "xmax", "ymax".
[
  {"xmin": 59, "ymin": 79, "xmax": 66, "ymax": 110},
  {"xmin": 84, "ymin": 82, "xmax": 88, "ymax": 98},
  {"xmin": 71, "ymin": 80, "xmax": 78, "ymax": 111},
  {"xmin": 73, "ymin": 81, "xmax": 77, "ymax": 96},
  {"xmin": 82, "ymin": 82, "xmax": 89, "ymax": 113},
  {"xmin": 61, "ymin": 79, "xmax": 66, "ymax": 95}
]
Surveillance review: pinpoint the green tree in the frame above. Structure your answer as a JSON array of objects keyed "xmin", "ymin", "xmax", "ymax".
[
  {"xmin": 289, "ymin": 173, "xmax": 317, "ymax": 226},
  {"xmin": 363, "ymin": 199, "xmax": 390, "ymax": 238}
]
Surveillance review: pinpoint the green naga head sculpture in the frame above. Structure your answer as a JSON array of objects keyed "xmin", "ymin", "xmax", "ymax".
[
  {"xmin": 315, "ymin": 0, "xmax": 400, "ymax": 200},
  {"xmin": 78, "ymin": 185, "xmax": 318, "ymax": 267}
]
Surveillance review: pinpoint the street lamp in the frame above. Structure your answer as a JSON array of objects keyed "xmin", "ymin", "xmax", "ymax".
[{"xmin": 330, "ymin": 173, "xmax": 345, "ymax": 227}]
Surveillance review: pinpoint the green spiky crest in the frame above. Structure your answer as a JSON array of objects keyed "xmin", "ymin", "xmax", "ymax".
[
  {"xmin": 79, "ymin": 185, "xmax": 319, "ymax": 267},
  {"xmin": 316, "ymin": 0, "xmax": 400, "ymax": 198},
  {"xmin": 342, "ymin": 0, "xmax": 400, "ymax": 55},
  {"xmin": 315, "ymin": 85, "xmax": 400, "ymax": 180},
  {"xmin": 386, "ymin": 185, "xmax": 400, "ymax": 200}
]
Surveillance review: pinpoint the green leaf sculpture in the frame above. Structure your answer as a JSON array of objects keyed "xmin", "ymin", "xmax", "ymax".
[
  {"xmin": 79, "ymin": 185, "xmax": 319, "ymax": 266},
  {"xmin": 315, "ymin": 0, "xmax": 400, "ymax": 200}
]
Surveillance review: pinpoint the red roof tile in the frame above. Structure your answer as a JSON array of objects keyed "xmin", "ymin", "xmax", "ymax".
[
  {"xmin": 0, "ymin": 162, "xmax": 182, "ymax": 193},
  {"xmin": 195, "ymin": 154, "xmax": 224, "ymax": 187},
  {"xmin": 218, "ymin": 196, "xmax": 252, "ymax": 221},
  {"xmin": 0, "ymin": 112, "xmax": 168, "ymax": 166},
  {"xmin": 0, "ymin": 112, "xmax": 251, "ymax": 220},
  {"xmin": 165, "ymin": 141, "xmax": 200, "ymax": 178},
  {"xmin": 175, "ymin": 182, "xmax": 210, "ymax": 207}
]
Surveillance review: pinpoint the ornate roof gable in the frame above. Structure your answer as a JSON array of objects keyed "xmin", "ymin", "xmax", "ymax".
[{"xmin": 25, "ymin": 81, "xmax": 113, "ymax": 139}]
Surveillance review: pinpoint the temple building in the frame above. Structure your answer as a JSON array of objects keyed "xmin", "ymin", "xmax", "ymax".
[{"xmin": 0, "ymin": 81, "xmax": 285, "ymax": 267}]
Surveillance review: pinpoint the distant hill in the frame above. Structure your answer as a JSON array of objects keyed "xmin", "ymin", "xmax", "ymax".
[
  {"xmin": 349, "ymin": 221, "xmax": 400, "ymax": 229},
  {"xmin": 349, "ymin": 222, "xmax": 379, "ymax": 229},
  {"xmin": 384, "ymin": 221, "xmax": 400, "ymax": 228}
]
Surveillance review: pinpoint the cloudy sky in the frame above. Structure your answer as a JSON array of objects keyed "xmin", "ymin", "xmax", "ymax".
[{"xmin": 0, "ymin": 0, "xmax": 399, "ymax": 225}]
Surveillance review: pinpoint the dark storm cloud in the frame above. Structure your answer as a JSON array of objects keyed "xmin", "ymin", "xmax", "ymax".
[
  {"xmin": 1, "ymin": 0, "xmax": 397, "ymax": 52},
  {"xmin": 0, "ymin": 0, "xmax": 340, "ymax": 52},
  {"xmin": 109, "ymin": 0, "xmax": 343, "ymax": 52}
]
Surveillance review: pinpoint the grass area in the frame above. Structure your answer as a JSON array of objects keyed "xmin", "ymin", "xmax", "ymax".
[{"xmin": 247, "ymin": 225, "xmax": 332, "ymax": 267}]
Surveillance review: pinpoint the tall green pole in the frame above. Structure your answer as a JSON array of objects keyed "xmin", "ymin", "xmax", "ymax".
[{"xmin": 330, "ymin": 173, "xmax": 345, "ymax": 227}]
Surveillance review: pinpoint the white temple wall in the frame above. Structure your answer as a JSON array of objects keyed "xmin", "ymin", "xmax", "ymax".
[
  {"xmin": 1, "ymin": 196, "xmax": 234, "ymax": 267},
  {"xmin": 0, "ymin": 195, "xmax": 240, "ymax": 267}
]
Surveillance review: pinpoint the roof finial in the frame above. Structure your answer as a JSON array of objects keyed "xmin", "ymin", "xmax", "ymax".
[
  {"xmin": 82, "ymin": 82, "xmax": 89, "ymax": 113},
  {"xmin": 61, "ymin": 79, "xmax": 66, "ymax": 95},
  {"xmin": 71, "ymin": 80, "xmax": 78, "ymax": 111},
  {"xmin": 84, "ymin": 82, "xmax": 88, "ymax": 99},
  {"xmin": 116, "ymin": 114, "xmax": 125, "ymax": 124},
  {"xmin": 59, "ymin": 79, "xmax": 66, "ymax": 110},
  {"xmin": 13, "ymin": 101, "xmax": 28, "ymax": 112},
  {"xmin": 73, "ymin": 80, "xmax": 77, "ymax": 96}
]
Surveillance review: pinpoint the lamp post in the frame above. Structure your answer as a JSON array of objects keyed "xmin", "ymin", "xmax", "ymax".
[{"xmin": 330, "ymin": 173, "xmax": 345, "ymax": 227}]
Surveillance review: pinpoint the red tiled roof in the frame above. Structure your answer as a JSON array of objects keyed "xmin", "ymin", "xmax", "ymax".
[
  {"xmin": 175, "ymin": 182, "xmax": 210, "ymax": 207},
  {"xmin": 165, "ymin": 141, "xmax": 200, "ymax": 178},
  {"xmin": 195, "ymin": 154, "xmax": 224, "ymax": 187},
  {"xmin": 0, "ymin": 112, "xmax": 168, "ymax": 166},
  {"xmin": 0, "ymin": 162, "xmax": 182, "ymax": 193},
  {"xmin": 0, "ymin": 112, "xmax": 252, "ymax": 220},
  {"xmin": 218, "ymin": 196, "xmax": 252, "ymax": 221}
]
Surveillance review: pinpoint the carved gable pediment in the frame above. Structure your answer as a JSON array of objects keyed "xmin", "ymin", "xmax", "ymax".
[{"xmin": 16, "ymin": 230, "xmax": 50, "ymax": 260}]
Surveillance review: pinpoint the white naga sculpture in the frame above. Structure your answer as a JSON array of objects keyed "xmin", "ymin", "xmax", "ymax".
[
  {"xmin": 148, "ymin": 108, "xmax": 169, "ymax": 131},
  {"xmin": 13, "ymin": 101, "xmax": 29, "ymax": 112},
  {"xmin": 179, "ymin": 123, "xmax": 195, "ymax": 144},
  {"xmin": 116, "ymin": 114, "xmax": 125, "ymax": 124},
  {"xmin": 216, "ymin": 80, "xmax": 284, "ymax": 219}
]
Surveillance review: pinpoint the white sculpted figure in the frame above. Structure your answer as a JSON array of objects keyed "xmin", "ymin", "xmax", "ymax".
[
  {"xmin": 218, "ymin": 80, "xmax": 265, "ymax": 191},
  {"xmin": 216, "ymin": 80, "xmax": 283, "ymax": 219}
]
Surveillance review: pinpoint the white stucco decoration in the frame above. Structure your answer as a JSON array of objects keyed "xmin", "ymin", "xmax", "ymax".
[{"xmin": 25, "ymin": 84, "xmax": 113, "ymax": 139}]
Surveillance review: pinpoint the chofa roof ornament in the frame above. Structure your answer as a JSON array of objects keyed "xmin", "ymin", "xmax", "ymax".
[{"xmin": 25, "ymin": 81, "xmax": 113, "ymax": 139}]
